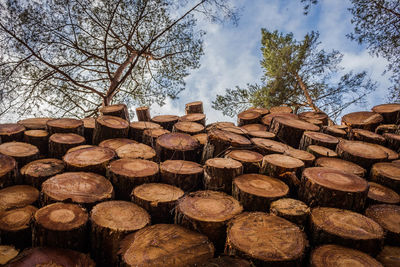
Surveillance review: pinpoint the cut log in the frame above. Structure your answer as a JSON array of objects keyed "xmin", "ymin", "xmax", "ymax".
[
  {"xmin": 369, "ymin": 143, "xmax": 399, "ymax": 160},
  {"xmin": 349, "ymin": 128, "xmax": 386, "ymax": 145},
  {"xmin": 315, "ymin": 157, "xmax": 366, "ymax": 177},
  {"xmin": 237, "ymin": 110, "xmax": 261, "ymax": 126},
  {"xmin": 372, "ymin": 103, "xmax": 400, "ymax": 124},
  {"xmin": 185, "ymin": 101, "xmax": 204, "ymax": 114},
  {"xmin": 240, "ymin": 123, "xmax": 267, "ymax": 132},
  {"xmin": 299, "ymin": 167, "xmax": 369, "ymax": 211},
  {"xmin": 0, "ymin": 154, "xmax": 17, "ymax": 188},
  {"xmin": 118, "ymin": 224, "xmax": 214, "ymax": 267},
  {"xmin": 0, "ymin": 185, "xmax": 39, "ymax": 210},
  {"xmin": 370, "ymin": 162, "xmax": 400, "ymax": 191},
  {"xmin": 310, "ymin": 207, "xmax": 384, "ymax": 255},
  {"xmin": 136, "ymin": 106, "xmax": 151, "ymax": 121},
  {"xmin": 225, "ymin": 149, "xmax": 263, "ymax": 173},
  {"xmin": 99, "ymin": 103, "xmax": 130, "ymax": 122},
  {"xmin": 248, "ymin": 107, "xmax": 269, "ymax": 116},
  {"xmin": 49, "ymin": 133, "xmax": 85, "ymax": 159},
  {"xmin": 367, "ymin": 182, "xmax": 400, "ymax": 205},
  {"xmin": 365, "ymin": 204, "xmax": 400, "ymax": 245},
  {"xmin": 225, "ymin": 212, "xmax": 307, "ymax": 266},
  {"xmin": 261, "ymin": 112, "xmax": 298, "ymax": 128},
  {"xmin": 232, "ymin": 174, "xmax": 289, "ymax": 211},
  {"xmin": 283, "ymin": 148, "xmax": 315, "ymax": 167},
  {"xmin": 203, "ymin": 158, "xmax": 243, "ymax": 194},
  {"xmin": 376, "ymin": 246, "xmax": 400, "ymax": 267},
  {"xmin": 175, "ymin": 190, "xmax": 243, "ymax": 252},
  {"xmin": 41, "ymin": 172, "xmax": 113, "ymax": 209},
  {"xmin": 20, "ymin": 158, "xmax": 65, "ymax": 189},
  {"xmin": 205, "ymin": 122, "xmax": 234, "ymax": 132},
  {"xmin": 46, "ymin": 118, "xmax": 84, "ymax": 136},
  {"xmin": 90, "ymin": 200, "xmax": 150, "ymax": 267},
  {"xmin": 132, "ymin": 183, "xmax": 184, "ymax": 224},
  {"xmin": 0, "ymin": 205, "xmax": 37, "ymax": 249},
  {"xmin": 17, "ymin": 117, "xmax": 51, "ymax": 130},
  {"xmin": 383, "ymin": 133, "xmax": 400, "ymax": 152},
  {"xmin": 270, "ymin": 116, "xmax": 320, "ymax": 148},
  {"xmin": 179, "ymin": 113, "xmax": 206, "ymax": 126},
  {"xmin": 82, "ymin": 117, "xmax": 95, "ymax": 144},
  {"xmin": 106, "ymin": 158, "xmax": 159, "ymax": 200},
  {"xmin": 194, "ymin": 256, "xmax": 252, "ymax": 267},
  {"xmin": 98, "ymin": 138, "xmax": 137, "ymax": 151},
  {"xmin": 321, "ymin": 125, "xmax": 347, "ymax": 138},
  {"xmin": 336, "ymin": 140, "xmax": 388, "ymax": 169},
  {"xmin": 376, "ymin": 124, "xmax": 398, "ymax": 135},
  {"xmin": 63, "ymin": 146, "xmax": 115, "ymax": 174},
  {"xmin": 156, "ymin": 132, "xmax": 201, "ymax": 162},
  {"xmin": 247, "ymin": 130, "xmax": 276, "ymax": 139},
  {"xmin": 270, "ymin": 198, "xmax": 310, "ymax": 226},
  {"xmin": 142, "ymin": 128, "xmax": 170, "ymax": 148},
  {"xmin": 194, "ymin": 133, "xmax": 207, "ymax": 154},
  {"xmin": 151, "ymin": 115, "xmax": 179, "ymax": 131},
  {"xmin": 310, "ymin": 244, "xmax": 383, "ymax": 267},
  {"xmin": 116, "ymin": 143, "xmax": 157, "ymax": 161},
  {"xmin": 129, "ymin": 121, "xmax": 162, "ymax": 142},
  {"xmin": 0, "ymin": 142, "xmax": 39, "ymax": 169},
  {"xmin": 160, "ymin": 160, "xmax": 203, "ymax": 192},
  {"xmin": 342, "ymin": 111, "xmax": 383, "ymax": 131},
  {"xmin": 0, "ymin": 245, "xmax": 18, "ymax": 265},
  {"xmin": 66, "ymin": 145, "xmax": 95, "ymax": 154},
  {"xmin": 0, "ymin": 124, "xmax": 25, "ymax": 142},
  {"xmin": 301, "ymin": 117, "xmax": 323, "ymax": 127},
  {"xmin": 307, "ymin": 143, "xmax": 338, "ymax": 159},
  {"xmin": 6, "ymin": 247, "xmax": 95, "ymax": 267},
  {"xmin": 23, "ymin": 130, "xmax": 49, "ymax": 155},
  {"xmin": 251, "ymin": 138, "xmax": 291, "ymax": 155},
  {"xmin": 33, "ymin": 202, "xmax": 89, "ymax": 252},
  {"xmin": 298, "ymin": 111, "xmax": 329, "ymax": 126},
  {"xmin": 261, "ymin": 154, "xmax": 304, "ymax": 188},
  {"xmin": 299, "ymin": 131, "xmax": 339, "ymax": 150},
  {"xmin": 270, "ymin": 105, "xmax": 293, "ymax": 113},
  {"xmin": 92, "ymin": 116, "xmax": 129, "ymax": 144},
  {"xmin": 173, "ymin": 121, "xmax": 205, "ymax": 135}
]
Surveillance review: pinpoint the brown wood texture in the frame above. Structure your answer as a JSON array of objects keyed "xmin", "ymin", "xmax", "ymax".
[
  {"xmin": 20, "ymin": 158, "xmax": 65, "ymax": 189},
  {"xmin": 0, "ymin": 185, "xmax": 39, "ymax": 210},
  {"xmin": 92, "ymin": 116, "xmax": 129, "ymax": 144},
  {"xmin": 0, "ymin": 245, "xmax": 19, "ymax": 265},
  {"xmin": 194, "ymin": 256, "xmax": 252, "ymax": 267},
  {"xmin": 204, "ymin": 158, "xmax": 243, "ymax": 194},
  {"xmin": 185, "ymin": 101, "xmax": 204, "ymax": 114},
  {"xmin": 129, "ymin": 121, "xmax": 162, "ymax": 142},
  {"xmin": 248, "ymin": 107, "xmax": 270, "ymax": 116},
  {"xmin": 372, "ymin": 103, "xmax": 400, "ymax": 124},
  {"xmin": 376, "ymin": 246, "xmax": 400, "ymax": 267},
  {"xmin": 307, "ymin": 145, "xmax": 338, "ymax": 159},
  {"xmin": 367, "ymin": 182, "xmax": 400, "ymax": 205},
  {"xmin": 142, "ymin": 128, "xmax": 170, "ymax": 148},
  {"xmin": 49, "ymin": 133, "xmax": 85, "ymax": 159},
  {"xmin": 383, "ymin": 133, "xmax": 400, "ymax": 152},
  {"xmin": 0, "ymin": 142, "xmax": 39, "ymax": 168},
  {"xmin": 160, "ymin": 160, "xmax": 203, "ymax": 192},
  {"xmin": 370, "ymin": 162, "xmax": 400, "ymax": 191},
  {"xmin": 315, "ymin": 157, "xmax": 366, "ymax": 177},
  {"xmin": 156, "ymin": 132, "xmax": 201, "ymax": 162},
  {"xmin": 18, "ymin": 117, "xmax": 51, "ymax": 130},
  {"xmin": 251, "ymin": 138, "xmax": 291, "ymax": 155},
  {"xmin": 98, "ymin": 138, "xmax": 137, "ymax": 151},
  {"xmin": 225, "ymin": 149, "xmax": 263, "ymax": 173},
  {"xmin": 82, "ymin": 117, "xmax": 95, "ymax": 144},
  {"xmin": 261, "ymin": 112, "xmax": 298, "ymax": 128},
  {"xmin": 136, "ymin": 106, "xmax": 151, "ymax": 121},
  {"xmin": 151, "ymin": 115, "xmax": 179, "ymax": 131},
  {"xmin": 116, "ymin": 143, "xmax": 157, "ymax": 161},
  {"xmin": 23, "ymin": 130, "xmax": 49, "ymax": 155},
  {"xmin": 270, "ymin": 106, "xmax": 293, "ymax": 113},
  {"xmin": 321, "ymin": 125, "xmax": 347, "ymax": 138},
  {"xmin": 100, "ymin": 104, "xmax": 130, "ymax": 122},
  {"xmin": 298, "ymin": 111, "xmax": 329, "ymax": 126},
  {"xmin": 365, "ymin": 204, "xmax": 400, "ymax": 245},
  {"xmin": 240, "ymin": 123, "xmax": 267, "ymax": 132},
  {"xmin": 0, "ymin": 154, "xmax": 17, "ymax": 188},
  {"xmin": 173, "ymin": 121, "xmax": 205, "ymax": 135},
  {"xmin": 0, "ymin": 123, "xmax": 25, "ymax": 142},
  {"xmin": 179, "ymin": 113, "xmax": 206, "ymax": 126},
  {"xmin": 375, "ymin": 124, "xmax": 398, "ymax": 135},
  {"xmin": 342, "ymin": 111, "xmax": 383, "ymax": 131},
  {"xmin": 261, "ymin": 153, "xmax": 305, "ymax": 181},
  {"xmin": 237, "ymin": 110, "xmax": 261, "ymax": 126},
  {"xmin": 283, "ymin": 148, "xmax": 315, "ymax": 167},
  {"xmin": 270, "ymin": 198, "xmax": 310, "ymax": 227},
  {"xmin": 349, "ymin": 128, "xmax": 386, "ymax": 145},
  {"xmin": 46, "ymin": 118, "xmax": 84, "ymax": 136},
  {"xmin": 299, "ymin": 131, "xmax": 339, "ymax": 150}
]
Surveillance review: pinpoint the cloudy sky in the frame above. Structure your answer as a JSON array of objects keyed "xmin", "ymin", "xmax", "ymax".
[{"xmin": 152, "ymin": 0, "xmax": 392, "ymax": 124}]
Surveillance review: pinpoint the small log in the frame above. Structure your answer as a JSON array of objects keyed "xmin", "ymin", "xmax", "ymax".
[
  {"xmin": 136, "ymin": 106, "xmax": 151, "ymax": 121},
  {"xmin": 270, "ymin": 105, "xmax": 293, "ymax": 113},
  {"xmin": 185, "ymin": 101, "xmax": 204, "ymax": 114},
  {"xmin": 261, "ymin": 154, "xmax": 304, "ymax": 187},
  {"xmin": 194, "ymin": 133, "xmax": 207, "ymax": 145},
  {"xmin": 225, "ymin": 212, "xmax": 307, "ymax": 266},
  {"xmin": 66, "ymin": 145, "xmax": 95, "ymax": 154},
  {"xmin": 156, "ymin": 132, "xmax": 201, "ymax": 162},
  {"xmin": 377, "ymin": 246, "xmax": 400, "ymax": 267},
  {"xmin": 23, "ymin": 130, "xmax": 49, "ymax": 155},
  {"xmin": 203, "ymin": 158, "xmax": 243, "ymax": 194},
  {"xmin": 0, "ymin": 245, "xmax": 18, "ymax": 265},
  {"xmin": 342, "ymin": 111, "xmax": 383, "ymax": 131},
  {"xmin": 372, "ymin": 103, "xmax": 400, "ymax": 124},
  {"xmin": 179, "ymin": 113, "xmax": 206, "ymax": 126},
  {"xmin": 20, "ymin": 158, "xmax": 65, "ymax": 189},
  {"xmin": 251, "ymin": 138, "xmax": 291, "ymax": 155},
  {"xmin": 383, "ymin": 133, "xmax": 400, "ymax": 152},
  {"xmin": 310, "ymin": 244, "xmax": 384, "ymax": 267},
  {"xmin": 365, "ymin": 204, "xmax": 400, "ymax": 245},
  {"xmin": 129, "ymin": 121, "xmax": 161, "ymax": 142},
  {"xmin": 205, "ymin": 121, "xmax": 234, "ymax": 132},
  {"xmin": 0, "ymin": 124, "xmax": 25, "ymax": 142},
  {"xmin": 283, "ymin": 148, "xmax": 315, "ymax": 167},
  {"xmin": 175, "ymin": 190, "xmax": 243, "ymax": 252},
  {"xmin": 298, "ymin": 111, "xmax": 329, "ymax": 126},
  {"xmin": 132, "ymin": 183, "xmax": 184, "ymax": 224},
  {"xmin": 367, "ymin": 182, "xmax": 400, "ymax": 205},
  {"xmin": 142, "ymin": 128, "xmax": 170, "ymax": 148},
  {"xmin": 247, "ymin": 130, "xmax": 276, "ymax": 139},
  {"xmin": 46, "ymin": 118, "xmax": 84, "ymax": 136},
  {"xmin": 232, "ymin": 174, "xmax": 289, "ymax": 211},
  {"xmin": 299, "ymin": 131, "xmax": 339, "ymax": 150},
  {"xmin": 118, "ymin": 224, "xmax": 214, "ymax": 267},
  {"xmin": 0, "ymin": 205, "xmax": 37, "ymax": 249},
  {"xmin": 370, "ymin": 143, "xmax": 399, "ymax": 160},
  {"xmin": 240, "ymin": 123, "xmax": 267, "ymax": 132},
  {"xmin": 194, "ymin": 256, "xmax": 252, "ymax": 267},
  {"xmin": 106, "ymin": 158, "xmax": 159, "ymax": 200},
  {"xmin": 349, "ymin": 128, "xmax": 386, "ymax": 145},
  {"xmin": 225, "ymin": 149, "xmax": 263, "ymax": 173},
  {"xmin": 0, "ymin": 154, "xmax": 17, "ymax": 188},
  {"xmin": 98, "ymin": 138, "xmax": 137, "ymax": 151},
  {"xmin": 321, "ymin": 125, "xmax": 347, "ymax": 138},
  {"xmin": 248, "ymin": 107, "xmax": 269, "ymax": 116},
  {"xmin": 261, "ymin": 112, "xmax": 298, "ymax": 128},
  {"xmin": 237, "ymin": 110, "xmax": 261, "ymax": 126},
  {"xmin": 82, "ymin": 117, "xmax": 95, "ymax": 145},
  {"xmin": 33, "ymin": 202, "xmax": 89, "ymax": 252},
  {"xmin": 310, "ymin": 207, "xmax": 384, "ymax": 256},
  {"xmin": 151, "ymin": 115, "xmax": 179, "ymax": 131},
  {"xmin": 0, "ymin": 185, "xmax": 39, "ymax": 210},
  {"xmin": 116, "ymin": 143, "xmax": 157, "ymax": 161},
  {"xmin": 90, "ymin": 200, "xmax": 150, "ymax": 267},
  {"xmin": 92, "ymin": 116, "xmax": 129, "ymax": 145},
  {"xmin": 173, "ymin": 121, "xmax": 205, "ymax": 135},
  {"xmin": 63, "ymin": 146, "xmax": 115, "ymax": 175},
  {"xmin": 376, "ymin": 124, "xmax": 398, "ymax": 135},
  {"xmin": 99, "ymin": 103, "xmax": 130, "ymax": 122},
  {"xmin": 160, "ymin": 160, "xmax": 203, "ymax": 192},
  {"xmin": 315, "ymin": 157, "xmax": 366, "ymax": 177},
  {"xmin": 41, "ymin": 172, "xmax": 113, "ymax": 209},
  {"xmin": 17, "ymin": 117, "xmax": 51, "ymax": 130},
  {"xmin": 370, "ymin": 162, "xmax": 400, "ymax": 192},
  {"xmin": 299, "ymin": 167, "xmax": 369, "ymax": 211},
  {"xmin": 49, "ymin": 133, "xmax": 85, "ymax": 159},
  {"xmin": 0, "ymin": 142, "xmax": 39, "ymax": 168},
  {"xmin": 270, "ymin": 198, "xmax": 310, "ymax": 227}
]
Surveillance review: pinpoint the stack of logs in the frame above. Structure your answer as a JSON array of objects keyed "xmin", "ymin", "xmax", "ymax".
[{"xmin": 0, "ymin": 101, "xmax": 400, "ymax": 266}]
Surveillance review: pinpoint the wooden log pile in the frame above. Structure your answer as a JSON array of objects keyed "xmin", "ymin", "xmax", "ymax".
[{"xmin": 0, "ymin": 102, "xmax": 399, "ymax": 266}]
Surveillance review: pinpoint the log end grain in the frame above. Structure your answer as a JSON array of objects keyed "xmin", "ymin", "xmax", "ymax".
[
  {"xmin": 315, "ymin": 157, "xmax": 366, "ymax": 177},
  {"xmin": 20, "ymin": 158, "xmax": 65, "ymax": 188},
  {"xmin": 0, "ymin": 185, "xmax": 39, "ymax": 210},
  {"xmin": 116, "ymin": 143, "xmax": 156, "ymax": 161},
  {"xmin": 365, "ymin": 204, "xmax": 400, "ymax": 245},
  {"xmin": 376, "ymin": 246, "xmax": 400, "ymax": 267},
  {"xmin": 18, "ymin": 117, "xmax": 51, "ymax": 130},
  {"xmin": 0, "ymin": 245, "xmax": 19, "ymax": 265},
  {"xmin": 367, "ymin": 182, "xmax": 400, "ymax": 205},
  {"xmin": 342, "ymin": 111, "xmax": 383, "ymax": 131},
  {"xmin": 99, "ymin": 138, "xmax": 137, "ymax": 151},
  {"xmin": 270, "ymin": 198, "xmax": 310, "ymax": 226}
]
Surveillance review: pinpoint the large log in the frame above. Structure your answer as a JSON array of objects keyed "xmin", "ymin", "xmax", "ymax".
[
  {"xmin": 237, "ymin": 110, "xmax": 261, "ymax": 126},
  {"xmin": 283, "ymin": 148, "xmax": 315, "ymax": 167},
  {"xmin": 209, "ymin": 123, "xmax": 248, "ymax": 135},
  {"xmin": 49, "ymin": 133, "xmax": 85, "ymax": 159},
  {"xmin": 46, "ymin": 118, "xmax": 84, "ymax": 136},
  {"xmin": 315, "ymin": 157, "xmax": 366, "ymax": 177},
  {"xmin": 349, "ymin": 128, "xmax": 386, "ymax": 145},
  {"xmin": 0, "ymin": 245, "xmax": 19, "ymax": 265},
  {"xmin": 135, "ymin": 106, "xmax": 151, "ymax": 121},
  {"xmin": 33, "ymin": 202, "xmax": 89, "ymax": 252},
  {"xmin": 160, "ymin": 160, "xmax": 203, "ymax": 191},
  {"xmin": 251, "ymin": 138, "xmax": 291, "ymax": 155},
  {"xmin": 203, "ymin": 158, "xmax": 243, "ymax": 194},
  {"xmin": 0, "ymin": 154, "xmax": 17, "ymax": 188},
  {"xmin": 20, "ymin": 158, "xmax": 65, "ymax": 189},
  {"xmin": 225, "ymin": 149, "xmax": 263, "ymax": 173},
  {"xmin": 116, "ymin": 143, "xmax": 157, "ymax": 161},
  {"xmin": 261, "ymin": 153, "xmax": 304, "ymax": 180},
  {"xmin": 365, "ymin": 204, "xmax": 400, "ymax": 245},
  {"xmin": 0, "ymin": 185, "xmax": 39, "ymax": 210},
  {"xmin": 176, "ymin": 190, "xmax": 243, "ymax": 252},
  {"xmin": 261, "ymin": 112, "xmax": 298, "ymax": 128},
  {"xmin": 0, "ymin": 124, "xmax": 25, "ymax": 142},
  {"xmin": 225, "ymin": 212, "xmax": 307, "ymax": 266},
  {"xmin": 383, "ymin": 133, "xmax": 400, "ymax": 152},
  {"xmin": 247, "ymin": 130, "xmax": 276, "ymax": 139},
  {"xmin": 298, "ymin": 167, "xmax": 369, "ymax": 211},
  {"xmin": 185, "ymin": 101, "xmax": 204, "ymax": 114},
  {"xmin": 376, "ymin": 246, "xmax": 400, "ymax": 267},
  {"xmin": 307, "ymin": 145, "xmax": 338, "ymax": 158},
  {"xmin": 92, "ymin": 116, "xmax": 129, "ymax": 144},
  {"xmin": 66, "ymin": 145, "xmax": 95, "ymax": 154},
  {"xmin": 132, "ymin": 183, "xmax": 184, "ymax": 224},
  {"xmin": 367, "ymin": 182, "xmax": 400, "ymax": 205},
  {"xmin": 142, "ymin": 128, "xmax": 170, "ymax": 148},
  {"xmin": 298, "ymin": 111, "xmax": 329, "ymax": 126},
  {"xmin": 99, "ymin": 103, "xmax": 130, "ymax": 122},
  {"xmin": 151, "ymin": 115, "xmax": 179, "ymax": 131},
  {"xmin": 98, "ymin": 138, "xmax": 137, "ymax": 151},
  {"xmin": 370, "ymin": 162, "xmax": 400, "ymax": 191},
  {"xmin": 118, "ymin": 224, "xmax": 214, "ymax": 267},
  {"xmin": 17, "ymin": 117, "xmax": 51, "ymax": 130},
  {"xmin": 179, "ymin": 113, "xmax": 206, "ymax": 126},
  {"xmin": 270, "ymin": 105, "xmax": 293, "ymax": 113},
  {"xmin": 299, "ymin": 131, "xmax": 338, "ymax": 150},
  {"xmin": 309, "ymin": 207, "xmax": 384, "ymax": 255},
  {"xmin": 370, "ymin": 142, "xmax": 399, "ymax": 160},
  {"xmin": 240, "ymin": 123, "xmax": 267, "ymax": 132},
  {"xmin": 90, "ymin": 200, "xmax": 150, "ymax": 267},
  {"xmin": 232, "ymin": 174, "xmax": 289, "ymax": 211},
  {"xmin": 0, "ymin": 142, "xmax": 39, "ymax": 168},
  {"xmin": 248, "ymin": 107, "xmax": 269, "ymax": 116},
  {"xmin": 375, "ymin": 124, "xmax": 398, "ymax": 135},
  {"xmin": 82, "ymin": 117, "xmax": 95, "ymax": 144},
  {"xmin": 106, "ymin": 158, "xmax": 159, "ymax": 200},
  {"xmin": 23, "ymin": 130, "xmax": 49, "ymax": 155},
  {"xmin": 156, "ymin": 132, "xmax": 201, "ymax": 162},
  {"xmin": 173, "ymin": 121, "xmax": 205, "ymax": 135},
  {"xmin": 321, "ymin": 125, "xmax": 347, "ymax": 138},
  {"xmin": 372, "ymin": 103, "xmax": 400, "ymax": 124},
  {"xmin": 129, "ymin": 121, "xmax": 161, "ymax": 142},
  {"xmin": 342, "ymin": 111, "xmax": 383, "ymax": 131},
  {"xmin": 270, "ymin": 198, "xmax": 310, "ymax": 227}
]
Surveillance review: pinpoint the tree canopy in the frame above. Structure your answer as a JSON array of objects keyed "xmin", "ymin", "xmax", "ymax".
[
  {"xmin": 212, "ymin": 29, "xmax": 376, "ymax": 119},
  {"xmin": 0, "ymin": 0, "xmax": 237, "ymax": 118}
]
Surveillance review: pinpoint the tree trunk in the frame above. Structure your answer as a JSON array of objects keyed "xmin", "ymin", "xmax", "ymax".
[
  {"xmin": 299, "ymin": 131, "xmax": 339, "ymax": 150},
  {"xmin": 136, "ymin": 106, "xmax": 151, "ymax": 121},
  {"xmin": 342, "ymin": 111, "xmax": 383, "ymax": 132},
  {"xmin": 20, "ymin": 158, "xmax": 65, "ymax": 189},
  {"xmin": 237, "ymin": 110, "xmax": 261, "ymax": 126},
  {"xmin": 367, "ymin": 182, "xmax": 400, "ymax": 205},
  {"xmin": 383, "ymin": 133, "xmax": 400, "ymax": 152},
  {"xmin": 151, "ymin": 115, "xmax": 179, "ymax": 131},
  {"xmin": 99, "ymin": 103, "xmax": 130, "ymax": 122},
  {"xmin": 129, "ymin": 121, "xmax": 161, "ymax": 142},
  {"xmin": 203, "ymin": 158, "xmax": 243, "ymax": 194},
  {"xmin": 82, "ymin": 117, "xmax": 95, "ymax": 145},
  {"xmin": 179, "ymin": 113, "xmax": 206, "ymax": 126},
  {"xmin": 251, "ymin": 137, "xmax": 291, "ymax": 155},
  {"xmin": 17, "ymin": 117, "xmax": 51, "ymax": 130},
  {"xmin": 349, "ymin": 128, "xmax": 386, "ymax": 145},
  {"xmin": 321, "ymin": 125, "xmax": 347, "ymax": 138},
  {"xmin": 283, "ymin": 148, "xmax": 315, "ymax": 167},
  {"xmin": 160, "ymin": 160, "xmax": 203, "ymax": 192},
  {"xmin": 0, "ymin": 185, "xmax": 39, "ymax": 210},
  {"xmin": 92, "ymin": 116, "xmax": 129, "ymax": 145},
  {"xmin": 185, "ymin": 101, "xmax": 204, "ymax": 114},
  {"xmin": 173, "ymin": 121, "xmax": 205, "ymax": 135},
  {"xmin": 370, "ymin": 162, "xmax": 400, "ymax": 192},
  {"xmin": 46, "ymin": 118, "xmax": 84, "ymax": 136},
  {"xmin": 23, "ymin": 130, "xmax": 49, "ymax": 155},
  {"xmin": 225, "ymin": 149, "xmax": 263, "ymax": 173},
  {"xmin": 49, "ymin": 133, "xmax": 85, "ymax": 159},
  {"xmin": 261, "ymin": 154, "xmax": 305, "ymax": 181},
  {"xmin": 270, "ymin": 198, "xmax": 310, "ymax": 227},
  {"xmin": 307, "ymin": 145, "xmax": 338, "ymax": 159},
  {"xmin": 156, "ymin": 132, "xmax": 201, "ymax": 162},
  {"xmin": 372, "ymin": 103, "xmax": 400, "ymax": 124},
  {"xmin": 0, "ymin": 142, "xmax": 39, "ymax": 169},
  {"xmin": 315, "ymin": 157, "xmax": 366, "ymax": 177},
  {"xmin": 0, "ymin": 154, "xmax": 17, "ymax": 188},
  {"xmin": 142, "ymin": 128, "xmax": 170, "ymax": 148},
  {"xmin": 0, "ymin": 123, "xmax": 25, "ymax": 142}
]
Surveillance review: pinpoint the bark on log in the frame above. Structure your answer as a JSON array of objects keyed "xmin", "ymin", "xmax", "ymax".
[
  {"xmin": 251, "ymin": 138, "xmax": 291, "ymax": 155},
  {"xmin": 0, "ymin": 154, "xmax": 17, "ymax": 188},
  {"xmin": 46, "ymin": 118, "xmax": 84, "ymax": 136},
  {"xmin": 369, "ymin": 143, "xmax": 399, "ymax": 160},
  {"xmin": 116, "ymin": 143, "xmax": 157, "ymax": 161},
  {"xmin": 269, "ymin": 198, "xmax": 310, "ymax": 227},
  {"xmin": 315, "ymin": 157, "xmax": 366, "ymax": 177},
  {"xmin": 372, "ymin": 103, "xmax": 400, "ymax": 124},
  {"xmin": 298, "ymin": 111, "xmax": 329, "ymax": 126},
  {"xmin": 136, "ymin": 106, "xmax": 151, "ymax": 122},
  {"xmin": 194, "ymin": 256, "xmax": 252, "ymax": 267},
  {"xmin": 194, "ymin": 133, "xmax": 207, "ymax": 155},
  {"xmin": 82, "ymin": 117, "xmax": 95, "ymax": 145},
  {"xmin": 142, "ymin": 128, "xmax": 170, "ymax": 148},
  {"xmin": 321, "ymin": 125, "xmax": 347, "ymax": 138},
  {"xmin": 203, "ymin": 158, "xmax": 243, "ymax": 194},
  {"xmin": 237, "ymin": 110, "xmax": 261, "ymax": 126},
  {"xmin": 173, "ymin": 121, "xmax": 205, "ymax": 135},
  {"xmin": 20, "ymin": 158, "xmax": 65, "ymax": 189},
  {"xmin": 0, "ymin": 124, "xmax": 25, "ymax": 142},
  {"xmin": 365, "ymin": 204, "xmax": 400, "ymax": 245},
  {"xmin": 156, "ymin": 132, "xmax": 201, "ymax": 162},
  {"xmin": 0, "ymin": 245, "xmax": 19, "ymax": 265},
  {"xmin": 185, "ymin": 101, "xmax": 204, "ymax": 114},
  {"xmin": 370, "ymin": 162, "xmax": 400, "ymax": 192},
  {"xmin": 342, "ymin": 111, "xmax": 383, "ymax": 131},
  {"xmin": 160, "ymin": 160, "xmax": 203, "ymax": 192},
  {"xmin": 0, "ymin": 185, "xmax": 39, "ymax": 210},
  {"xmin": 98, "ymin": 138, "xmax": 137, "ymax": 151},
  {"xmin": 283, "ymin": 148, "xmax": 315, "ymax": 168},
  {"xmin": 349, "ymin": 128, "xmax": 386, "ymax": 145},
  {"xmin": 99, "ymin": 103, "xmax": 130, "ymax": 122},
  {"xmin": 23, "ymin": 130, "xmax": 49, "ymax": 155},
  {"xmin": 270, "ymin": 106, "xmax": 293, "ymax": 113},
  {"xmin": 299, "ymin": 131, "xmax": 339, "ymax": 151},
  {"xmin": 129, "ymin": 121, "xmax": 161, "ymax": 142},
  {"xmin": 383, "ymin": 133, "xmax": 400, "ymax": 152},
  {"xmin": 367, "ymin": 182, "xmax": 400, "ymax": 205},
  {"xmin": 17, "ymin": 117, "xmax": 51, "ymax": 130},
  {"xmin": 376, "ymin": 246, "xmax": 400, "ymax": 267},
  {"xmin": 49, "ymin": 133, "xmax": 85, "ymax": 159},
  {"xmin": 225, "ymin": 149, "xmax": 263, "ymax": 174},
  {"xmin": 261, "ymin": 112, "xmax": 298, "ymax": 128},
  {"xmin": 0, "ymin": 142, "xmax": 39, "ymax": 169},
  {"xmin": 375, "ymin": 124, "xmax": 398, "ymax": 135},
  {"xmin": 179, "ymin": 113, "xmax": 206, "ymax": 126},
  {"xmin": 92, "ymin": 116, "xmax": 129, "ymax": 145},
  {"xmin": 307, "ymin": 145, "xmax": 338, "ymax": 158},
  {"xmin": 151, "ymin": 115, "xmax": 179, "ymax": 131}
]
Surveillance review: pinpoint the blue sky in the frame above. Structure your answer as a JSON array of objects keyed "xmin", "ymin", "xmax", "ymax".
[{"xmin": 152, "ymin": 0, "xmax": 392, "ymax": 124}]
